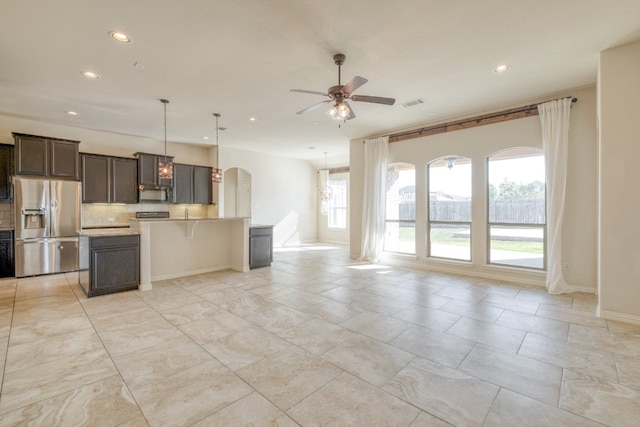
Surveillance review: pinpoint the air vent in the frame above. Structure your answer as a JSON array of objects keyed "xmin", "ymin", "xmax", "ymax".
[{"xmin": 401, "ymin": 98, "xmax": 425, "ymax": 108}]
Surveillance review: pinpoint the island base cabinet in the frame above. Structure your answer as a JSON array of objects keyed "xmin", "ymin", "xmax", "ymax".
[
  {"xmin": 79, "ymin": 234, "xmax": 140, "ymax": 297},
  {"xmin": 249, "ymin": 226, "xmax": 273, "ymax": 269}
]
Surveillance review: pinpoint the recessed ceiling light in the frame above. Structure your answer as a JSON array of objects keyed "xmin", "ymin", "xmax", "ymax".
[
  {"xmin": 82, "ymin": 71, "xmax": 99, "ymax": 79},
  {"xmin": 494, "ymin": 64, "xmax": 511, "ymax": 73},
  {"xmin": 249, "ymin": 117, "xmax": 256, "ymax": 122},
  {"xmin": 202, "ymin": 136, "xmax": 209, "ymax": 140},
  {"xmin": 109, "ymin": 31, "xmax": 131, "ymax": 43},
  {"xmin": 66, "ymin": 111, "xmax": 78, "ymax": 116}
]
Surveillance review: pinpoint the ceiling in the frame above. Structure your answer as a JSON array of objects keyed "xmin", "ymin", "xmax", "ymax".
[{"xmin": 1, "ymin": 1, "xmax": 639, "ymax": 168}]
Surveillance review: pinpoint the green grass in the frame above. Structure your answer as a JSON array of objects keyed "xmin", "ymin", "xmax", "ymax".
[
  {"xmin": 491, "ymin": 240, "xmax": 543, "ymax": 254},
  {"xmin": 433, "ymin": 227, "xmax": 542, "ymax": 254},
  {"xmin": 396, "ymin": 226, "xmax": 543, "ymax": 254}
]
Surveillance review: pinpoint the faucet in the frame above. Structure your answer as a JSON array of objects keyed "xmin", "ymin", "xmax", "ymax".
[{"xmin": 185, "ymin": 207, "xmax": 189, "ymax": 219}]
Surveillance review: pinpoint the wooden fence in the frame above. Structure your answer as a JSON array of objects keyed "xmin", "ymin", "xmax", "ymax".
[{"xmin": 398, "ymin": 199, "xmax": 545, "ymax": 223}]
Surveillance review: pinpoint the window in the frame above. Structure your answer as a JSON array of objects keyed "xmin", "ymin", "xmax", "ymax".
[
  {"xmin": 428, "ymin": 156, "xmax": 472, "ymax": 261},
  {"xmin": 487, "ymin": 148, "xmax": 545, "ymax": 269},
  {"xmin": 384, "ymin": 163, "xmax": 415, "ymax": 254},
  {"xmin": 327, "ymin": 175, "xmax": 347, "ymax": 229}
]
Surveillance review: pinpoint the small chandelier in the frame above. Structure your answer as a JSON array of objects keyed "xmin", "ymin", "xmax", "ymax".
[
  {"xmin": 158, "ymin": 99, "xmax": 173, "ymax": 179},
  {"xmin": 326, "ymin": 101, "xmax": 350, "ymax": 122},
  {"xmin": 444, "ymin": 156, "xmax": 457, "ymax": 170},
  {"xmin": 319, "ymin": 152, "xmax": 333, "ymax": 216},
  {"xmin": 211, "ymin": 113, "xmax": 223, "ymax": 183}
]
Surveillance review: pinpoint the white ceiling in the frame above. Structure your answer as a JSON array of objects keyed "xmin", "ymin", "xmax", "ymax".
[{"xmin": 1, "ymin": 1, "xmax": 639, "ymax": 168}]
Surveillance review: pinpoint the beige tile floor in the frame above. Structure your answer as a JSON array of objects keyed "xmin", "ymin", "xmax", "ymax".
[{"xmin": 0, "ymin": 244, "xmax": 639, "ymax": 426}]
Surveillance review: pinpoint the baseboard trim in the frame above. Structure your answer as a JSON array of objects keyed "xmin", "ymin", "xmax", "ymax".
[
  {"xmin": 563, "ymin": 284, "xmax": 596, "ymax": 294},
  {"xmin": 597, "ymin": 309, "xmax": 640, "ymax": 326},
  {"xmin": 151, "ymin": 265, "xmax": 234, "ymax": 282},
  {"xmin": 379, "ymin": 253, "xmax": 546, "ymax": 288}
]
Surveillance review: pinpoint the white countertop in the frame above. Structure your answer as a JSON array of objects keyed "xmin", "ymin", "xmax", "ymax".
[
  {"xmin": 129, "ymin": 217, "xmax": 248, "ymax": 222},
  {"xmin": 79, "ymin": 228, "xmax": 140, "ymax": 236}
]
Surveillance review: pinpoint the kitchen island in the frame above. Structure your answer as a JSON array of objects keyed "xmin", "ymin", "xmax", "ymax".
[
  {"xmin": 130, "ymin": 217, "xmax": 250, "ymax": 291},
  {"xmin": 78, "ymin": 228, "xmax": 141, "ymax": 297}
]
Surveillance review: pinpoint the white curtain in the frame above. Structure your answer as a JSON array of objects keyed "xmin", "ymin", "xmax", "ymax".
[
  {"xmin": 538, "ymin": 98, "xmax": 572, "ymax": 294},
  {"xmin": 359, "ymin": 136, "xmax": 389, "ymax": 262}
]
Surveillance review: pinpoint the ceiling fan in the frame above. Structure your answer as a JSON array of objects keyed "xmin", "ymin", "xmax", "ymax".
[{"xmin": 291, "ymin": 53, "xmax": 395, "ymax": 122}]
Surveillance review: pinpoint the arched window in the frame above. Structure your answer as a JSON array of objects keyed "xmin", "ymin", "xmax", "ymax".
[
  {"xmin": 487, "ymin": 147, "xmax": 545, "ymax": 269},
  {"xmin": 384, "ymin": 163, "xmax": 415, "ymax": 254},
  {"xmin": 428, "ymin": 156, "xmax": 472, "ymax": 261}
]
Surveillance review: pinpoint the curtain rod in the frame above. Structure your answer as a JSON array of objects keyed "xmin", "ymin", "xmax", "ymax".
[
  {"xmin": 366, "ymin": 97, "xmax": 577, "ymax": 144},
  {"xmin": 317, "ymin": 166, "xmax": 350, "ymax": 174}
]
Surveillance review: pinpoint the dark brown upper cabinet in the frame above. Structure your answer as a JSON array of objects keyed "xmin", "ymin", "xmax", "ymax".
[
  {"xmin": 111, "ymin": 157, "xmax": 138, "ymax": 203},
  {"xmin": 13, "ymin": 133, "xmax": 80, "ymax": 180},
  {"xmin": 81, "ymin": 154, "xmax": 137, "ymax": 204},
  {"xmin": 172, "ymin": 163, "xmax": 212, "ymax": 205},
  {"xmin": 0, "ymin": 144, "xmax": 14, "ymax": 202},
  {"xmin": 193, "ymin": 165, "xmax": 213, "ymax": 204},
  {"xmin": 173, "ymin": 163, "xmax": 193, "ymax": 204},
  {"xmin": 134, "ymin": 152, "xmax": 174, "ymax": 187}
]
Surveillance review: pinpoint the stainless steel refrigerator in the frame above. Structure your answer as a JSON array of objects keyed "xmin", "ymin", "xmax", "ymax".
[{"xmin": 14, "ymin": 177, "xmax": 81, "ymax": 277}]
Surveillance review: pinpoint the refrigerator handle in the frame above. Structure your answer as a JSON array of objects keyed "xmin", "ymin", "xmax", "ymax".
[{"xmin": 50, "ymin": 183, "xmax": 57, "ymax": 234}]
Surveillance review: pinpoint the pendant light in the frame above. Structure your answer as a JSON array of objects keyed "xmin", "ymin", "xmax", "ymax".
[
  {"xmin": 211, "ymin": 113, "xmax": 223, "ymax": 183},
  {"xmin": 319, "ymin": 152, "xmax": 333, "ymax": 216},
  {"xmin": 158, "ymin": 99, "xmax": 173, "ymax": 179}
]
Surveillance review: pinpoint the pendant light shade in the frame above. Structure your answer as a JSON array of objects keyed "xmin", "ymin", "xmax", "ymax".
[
  {"xmin": 212, "ymin": 113, "xmax": 222, "ymax": 183},
  {"xmin": 158, "ymin": 99, "xmax": 173, "ymax": 179}
]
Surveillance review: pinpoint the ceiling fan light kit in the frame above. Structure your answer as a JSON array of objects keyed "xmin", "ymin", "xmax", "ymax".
[
  {"xmin": 326, "ymin": 102, "xmax": 351, "ymax": 121},
  {"xmin": 291, "ymin": 53, "xmax": 395, "ymax": 123}
]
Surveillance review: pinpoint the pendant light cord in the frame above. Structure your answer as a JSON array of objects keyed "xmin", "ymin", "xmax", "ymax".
[
  {"xmin": 161, "ymin": 99, "xmax": 169, "ymax": 162},
  {"xmin": 214, "ymin": 113, "xmax": 221, "ymax": 170}
]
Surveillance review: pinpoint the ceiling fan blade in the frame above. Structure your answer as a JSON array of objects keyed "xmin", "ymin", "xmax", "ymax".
[
  {"xmin": 296, "ymin": 99, "xmax": 332, "ymax": 115},
  {"xmin": 342, "ymin": 76, "xmax": 368, "ymax": 95},
  {"xmin": 344, "ymin": 101, "xmax": 356, "ymax": 120},
  {"xmin": 290, "ymin": 89, "xmax": 330, "ymax": 97},
  {"xmin": 350, "ymin": 94, "xmax": 396, "ymax": 105}
]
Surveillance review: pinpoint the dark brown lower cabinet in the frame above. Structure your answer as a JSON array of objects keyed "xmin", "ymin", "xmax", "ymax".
[
  {"xmin": 249, "ymin": 225, "xmax": 273, "ymax": 269},
  {"xmin": 79, "ymin": 233, "xmax": 140, "ymax": 297},
  {"xmin": 0, "ymin": 230, "xmax": 14, "ymax": 278}
]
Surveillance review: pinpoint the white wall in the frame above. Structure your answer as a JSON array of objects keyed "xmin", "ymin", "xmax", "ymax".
[
  {"xmin": 598, "ymin": 40, "xmax": 640, "ymax": 324},
  {"xmin": 350, "ymin": 86, "xmax": 598, "ymax": 288},
  {"xmin": 218, "ymin": 145, "xmax": 318, "ymax": 246},
  {"xmin": 0, "ymin": 115, "xmax": 319, "ymax": 246}
]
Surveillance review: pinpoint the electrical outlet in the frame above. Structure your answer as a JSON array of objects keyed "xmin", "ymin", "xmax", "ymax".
[{"xmin": 563, "ymin": 261, "xmax": 571, "ymax": 271}]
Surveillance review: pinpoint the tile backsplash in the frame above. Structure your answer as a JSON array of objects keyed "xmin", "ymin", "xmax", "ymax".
[
  {"xmin": 82, "ymin": 203, "xmax": 217, "ymax": 227},
  {"xmin": 0, "ymin": 203, "xmax": 13, "ymax": 229}
]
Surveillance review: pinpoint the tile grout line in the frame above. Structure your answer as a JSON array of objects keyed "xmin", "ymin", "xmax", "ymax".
[
  {"xmin": 0, "ymin": 278, "xmax": 18, "ymax": 402},
  {"xmin": 70, "ymin": 276, "xmax": 153, "ymax": 427}
]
